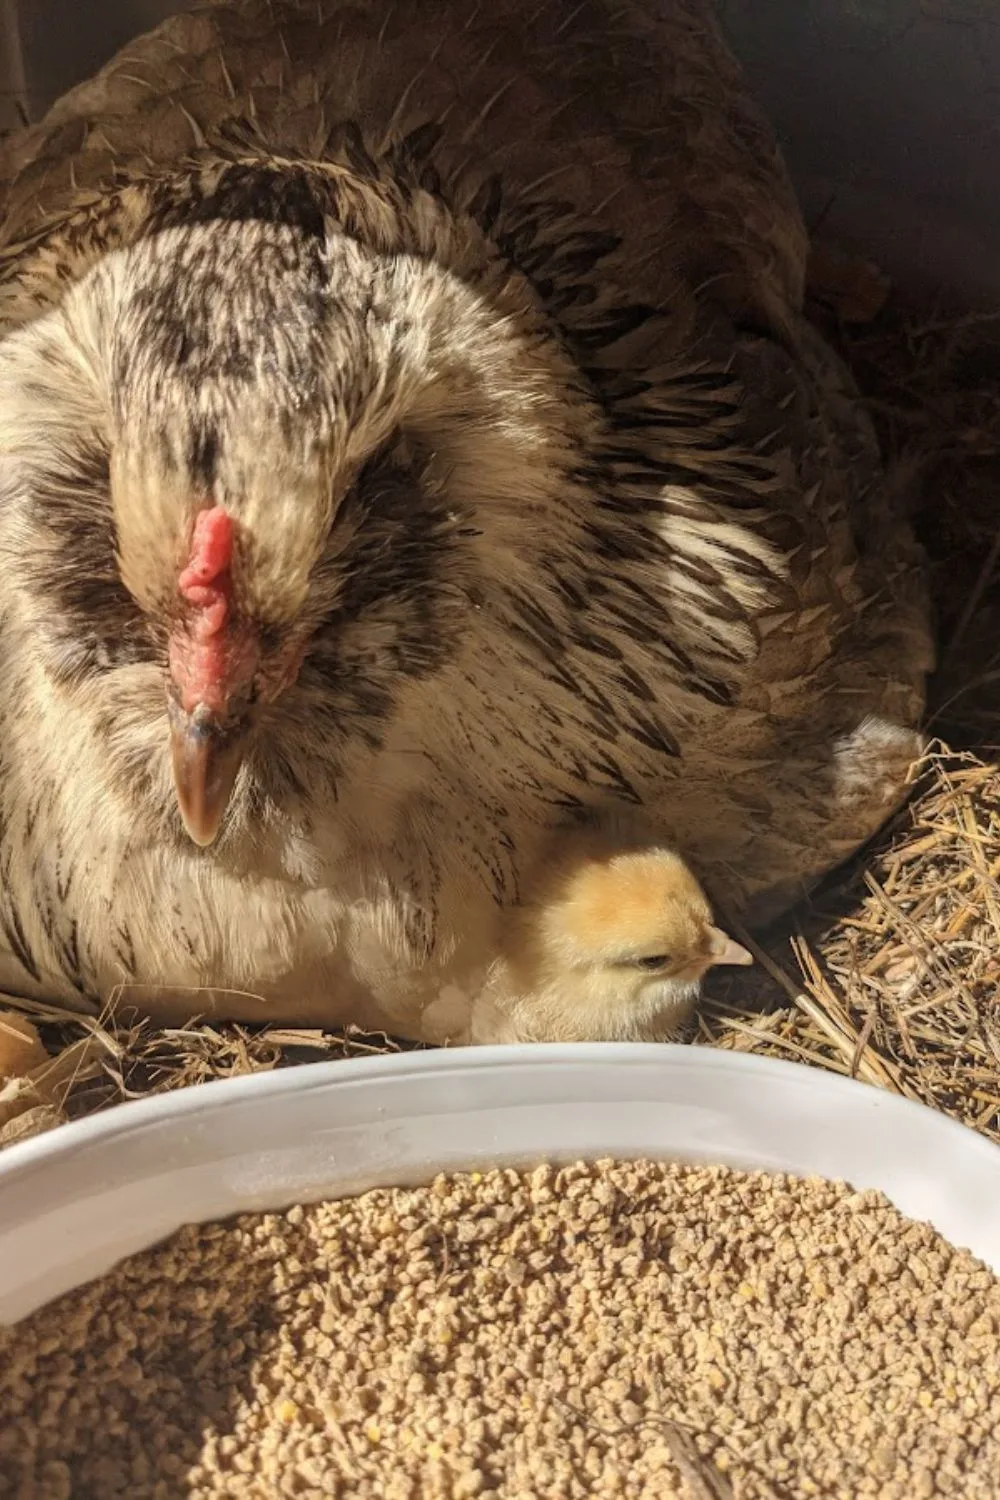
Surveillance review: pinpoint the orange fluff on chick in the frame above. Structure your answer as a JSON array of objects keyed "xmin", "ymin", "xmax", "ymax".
[{"xmin": 424, "ymin": 826, "xmax": 753, "ymax": 1045}]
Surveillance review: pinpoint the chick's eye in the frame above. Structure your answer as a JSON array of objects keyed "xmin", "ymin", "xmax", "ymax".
[{"xmin": 633, "ymin": 955, "xmax": 670, "ymax": 971}]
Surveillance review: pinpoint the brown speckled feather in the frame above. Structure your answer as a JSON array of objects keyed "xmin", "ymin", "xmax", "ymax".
[
  {"xmin": 0, "ymin": 0, "xmax": 805, "ymax": 328},
  {"xmin": 0, "ymin": 0, "xmax": 932, "ymax": 1037}
]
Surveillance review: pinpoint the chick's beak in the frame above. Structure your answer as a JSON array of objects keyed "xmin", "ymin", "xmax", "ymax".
[
  {"xmin": 706, "ymin": 926, "xmax": 754, "ymax": 969},
  {"xmin": 168, "ymin": 699, "xmax": 248, "ymax": 847}
]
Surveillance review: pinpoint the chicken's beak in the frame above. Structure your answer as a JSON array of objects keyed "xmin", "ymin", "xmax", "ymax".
[
  {"xmin": 168, "ymin": 699, "xmax": 248, "ymax": 847},
  {"xmin": 706, "ymin": 926, "xmax": 754, "ymax": 968}
]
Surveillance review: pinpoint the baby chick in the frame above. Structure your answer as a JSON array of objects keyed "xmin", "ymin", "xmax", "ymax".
[{"xmin": 424, "ymin": 824, "xmax": 753, "ymax": 1046}]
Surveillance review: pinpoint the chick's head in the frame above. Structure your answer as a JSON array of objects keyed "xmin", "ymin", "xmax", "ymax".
[{"xmin": 499, "ymin": 842, "xmax": 752, "ymax": 1041}]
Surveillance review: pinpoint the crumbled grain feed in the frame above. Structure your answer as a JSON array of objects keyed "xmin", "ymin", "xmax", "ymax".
[{"xmin": 2, "ymin": 1161, "xmax": 999, "ymax": 1499}]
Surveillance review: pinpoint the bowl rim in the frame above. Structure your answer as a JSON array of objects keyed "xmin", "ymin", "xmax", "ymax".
[
  {"xmin": 3, "ymin": 1042, "xmax": 1000, "ymax": 1324},
  {"xmin": 2, "ymin": 1040, "xmax": 998, "ymax": 1180}
]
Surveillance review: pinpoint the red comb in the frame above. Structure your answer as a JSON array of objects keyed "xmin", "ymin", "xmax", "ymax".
[
  {"xmin": 173, "ymin": 507, "xmax": 238, "ymax": 712},
  {"xmin": 180, "ymin": 506, "xmax": 234, "ymax": 597}
]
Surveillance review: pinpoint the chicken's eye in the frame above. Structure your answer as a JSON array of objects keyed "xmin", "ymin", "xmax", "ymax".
[{"xmin": 632, "ymin": 954, "xmax": 670, "ymax": 971}]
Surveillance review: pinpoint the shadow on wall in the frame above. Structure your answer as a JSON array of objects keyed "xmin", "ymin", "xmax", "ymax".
[
  {"xmin": 719, "ymin": 0, "xmax": 1000, "ymax": 304},
  {"xmin": 3, "ymin": 0, "xmax": 999, "ymax": 302}
]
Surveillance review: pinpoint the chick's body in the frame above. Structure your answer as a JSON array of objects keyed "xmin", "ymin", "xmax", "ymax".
[
  {"xmin": 422, "ymin": 832, "xmax": 753, "ymax": 1046},
  {"xmin": 0, "ymin": 0, "xmax": 931, "ymax": 1039}
]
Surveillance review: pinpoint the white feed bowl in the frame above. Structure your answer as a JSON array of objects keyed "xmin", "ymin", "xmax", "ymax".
[{"xmin": 2, "ymin": 1043, "xmax": 1000, "ymax": 1326}]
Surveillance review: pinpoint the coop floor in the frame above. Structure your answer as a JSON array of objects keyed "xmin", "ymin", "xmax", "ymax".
[{"xmin": 4, "ymin": 247, "xmax": 1000, "ymax": 1150}]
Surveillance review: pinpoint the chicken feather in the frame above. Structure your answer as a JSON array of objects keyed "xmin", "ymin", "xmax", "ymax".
[{"xmin": 0, "ymin": 0, "xmax": 932, "ymax": 1041}]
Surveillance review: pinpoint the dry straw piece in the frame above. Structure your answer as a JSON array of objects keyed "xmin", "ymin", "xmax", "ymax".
[{"xmin": 2, "ymin": 1161, "xmax": 999, "ymax": 1499}]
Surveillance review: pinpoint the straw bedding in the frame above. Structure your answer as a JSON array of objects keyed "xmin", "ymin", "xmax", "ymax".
[{"xmin": 1, "ymin": 250, "xmax": 1000, "ymax": 1145}]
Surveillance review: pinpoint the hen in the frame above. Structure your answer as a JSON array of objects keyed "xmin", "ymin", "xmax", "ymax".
[{"xmin": 0, "ymin": 0, "xmax": 932, "ymax": 1039}]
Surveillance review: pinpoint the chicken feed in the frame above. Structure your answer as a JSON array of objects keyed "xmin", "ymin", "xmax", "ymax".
[{"xmin": 2, "ymin": 1159, "xmax": 999, "ymax": 1499}]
